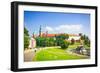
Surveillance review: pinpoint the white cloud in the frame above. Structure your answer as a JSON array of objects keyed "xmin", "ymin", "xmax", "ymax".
[
  {"xmin": 45, "ymin": 26, "xmax": 54, "ymax": 31},
  {"xmin": 44, "ymin": 24, "xmax": 83, "ymax": 34}
]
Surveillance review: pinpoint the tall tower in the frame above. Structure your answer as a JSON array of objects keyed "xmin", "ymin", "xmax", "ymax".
[
  {"xmin": 32, "ymin": 32, "xmax": 35, "ymax": 38},
  {"xmin": 46, "ymin": 31, "xmax": 48, "ymax": 37},
  {"xmin": 39, "ymin": 25, "xmax": 42, "ymax": 37}
]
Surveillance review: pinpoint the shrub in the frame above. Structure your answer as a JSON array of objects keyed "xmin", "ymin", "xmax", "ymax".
[
  {"xmin": 24, "ymin": 27, "xmax": 29, "ymax": 50},
  {"xmin": 24, "ymin": 35, "xmax": 29, "ymax": 49},
  {"xmin": 71, "ymin": 38, "xmax": 75, "ymax": 45},
  {"xmin": 55, "ymin": 34, "xmax": 69, "ymax": 46},
  {"xmin": 60, "ymin": 40, "xmax": 69, "ymax": 49}
]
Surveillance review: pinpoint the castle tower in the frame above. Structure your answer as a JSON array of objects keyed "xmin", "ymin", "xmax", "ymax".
[
  {"xmin": 46, "ymin": 31, "xmax": 48, "ymax": 37},
  {"xmin": 32, "ymin": 32, "xmax": 35, "ymax": 38},
  {"xmin": 39, "ymin": 25, "xmax": 42, "ymax": 37}
]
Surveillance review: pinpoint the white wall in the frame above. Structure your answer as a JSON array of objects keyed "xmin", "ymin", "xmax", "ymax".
[{"xmin": 0, "ymin": 0, "xmax": 99, "ymax": 73}]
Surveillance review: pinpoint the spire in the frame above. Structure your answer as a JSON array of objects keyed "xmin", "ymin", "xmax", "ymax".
[
  {"xmin": 39, "ymin": 25, "xmax": 42, "ymax": 37},
  {"xmin": 46, "ymin": 31, "xmax": 48, "ymax": 37},
  {"xmin": 32, "ymin": 32, "xmax": 35, "ymax": 38}
]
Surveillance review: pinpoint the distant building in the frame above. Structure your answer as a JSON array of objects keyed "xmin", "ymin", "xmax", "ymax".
[
  {"xmin": 67, "ymin": 34, "xmax": 81, "ymax": 42},
  {"xmin": 38, "ymin": 25, "xmax": 81, "ymax": 41},
  {"xmin": 28, "ymin": 37, "xmax": 36, "ymax": 49},
  {"xmin": 42, "ymin": 33, "xmax": 56, "ymax": 37},
  {"xmin": 42, "ymin": 32, "xmax": 81, "ymax": 42},
  {"xmin": 28, "ymin": 25, "xmax": 81, "ymax": 48}
]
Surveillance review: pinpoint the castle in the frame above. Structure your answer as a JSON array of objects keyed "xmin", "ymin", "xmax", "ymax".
[
  {"xmin": 38, "ymin": 25, "xmax": 81, "ymax": 42},
  {"xmin": 28, "ymin": 25, "xmax": 81, "ymax": 49}
]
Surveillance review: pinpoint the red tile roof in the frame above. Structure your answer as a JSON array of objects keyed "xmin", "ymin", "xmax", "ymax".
[
  {"xmin": 41, "ymin": 33, "xmax": 79, "ymax": 37},
  {"xmin": 46, "ymin": 34, "xmax": 56, "ymax": 37},
  {"xmin": 42, "ymin": 33, "xmax": 56, "ymax": 37}
]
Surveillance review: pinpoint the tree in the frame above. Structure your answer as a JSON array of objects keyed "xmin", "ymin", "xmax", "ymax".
[
  {"xmin": 55, "ymin": 34, "xmax": 69, "ymax": 46},
  {"xmin": 47, "ymin": 38, "xmax": 55, "ymax": 46},
  {"xmin": 24, "ymin": 35, "xmax": 29, "ymax": 49},
  {"xmin": 24, "ymin": 27, "xmax": 30, "ymax": 49},
  {"xmin": 56, "ymin": 34, "xmax": 69, "ymax": 40},
  {"xmin": 60, "ymin": 40, "xmax": 69, "ymax": 49},
  {"xmin": 36, "ymin": 37, "xmax": 46, "ymax": 47},
  {"xmin": 36, "ymin": 34, "xmax": 69, "ymax": 47},
  {"xmin": 71, "ymin": 38, "xmax": 75, "ymax": 45},
  {"xmin": 80, "ymin": 34, "xmax": 90, "ymax": 47},
  {"xmin": 36, "ymin": 37, "xmax": 55, "ymax": 47},
  {"xmin": 84, "ymin": 36, "xmax": 90, "ymax": 47},
  {"xmin": 24, "ymin": 27, "xmax": 29, "ymax": 36}
]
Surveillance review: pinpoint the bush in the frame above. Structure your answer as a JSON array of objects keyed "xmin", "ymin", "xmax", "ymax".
[
  {"xmin": 60, "ymin": 40, "xmax": 69, "ymax": 49},
  {"xmin": 71, "ymin": 38, "xmax": 75, "ymax": 45},
  {"xmin": 24, "ymin": 35, "xmax": 29, "ymax": 49},
  {"xmin": 36, "ymin": 37, "xmax": 56, "ymax": 47},
  {"xmin": 55, "ymin": 34, "xmax": 69, "ymax": 46},
  {"xmin": 24, "ymin": 27, "xmax": 29, "ymax": 50}
]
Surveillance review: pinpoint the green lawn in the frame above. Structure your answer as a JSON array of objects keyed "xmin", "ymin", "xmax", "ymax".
[
  {"xmin": 84, "ymin": 45, "xmax": 90, "ymax": 49},
  {"xmin": 67, "ymin": 42, "xmax": 81, "ymax": 50},
  {"xmin": 33, "ymin": 47, "xmax": 87, "ymax": 61},
  {"xmin": 67, "ymin": 42, "xmax": 90, "ymax": 50},
  {"xmin": 68, "ymin": 45, "xmax": 78, "ymax": 49}
]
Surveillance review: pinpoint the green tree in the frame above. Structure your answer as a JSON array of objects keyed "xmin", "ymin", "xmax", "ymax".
[
  {"xmin": 36, "ymin": 37, "xmax": 46, "ymax": 47},
  {"xmin": 36, "ymin": 37, "xmax": 56, "ymax": 47},
  {"xmin": 60, "ymin": 40, "xmax": 69, "ymax": 49},
  {"xmin": 80, "ymin": 34, "xmax": 90, "ymax": 47},
  {"xmin": 84, "ymin": 36, "xmax": 90, "ymax": 47},
  {"xmin": 71, "ymin": 38, "xmax": 75, "ymax": 45},
  {"xmin": 36, "ymin": 34, "xmax": 69, "ymax": 47},
  {"xmin": 55, "ymin": 34, "xmax": 69, "ymax": 46},
  {"xmin": 24, "ymin": 27, "xmax": 30, "ymax": 49},
  {"xmin": 48, "ymin": 38, "xmax": 55, "ymax": 46},
  {"xmin": 24, "ymin": 36, "xmax": 29, "ymax": 49},
  {"xmin": 56, "ymin": 34, "xmax": 69, "ymax": 40},
  {"xmin": 24, "ymin": 27, "xmax": 29, "ymax": 36}
]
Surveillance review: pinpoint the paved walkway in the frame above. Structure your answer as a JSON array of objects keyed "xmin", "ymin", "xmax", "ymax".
[{"xmin": 24, "ymin": 49, "xmax": 36, "ymax": 62}]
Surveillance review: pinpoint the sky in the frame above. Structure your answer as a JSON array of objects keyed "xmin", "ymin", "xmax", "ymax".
[{"xmin": 24, "ymin": 11, "xmax": 90, "ymax": 38}]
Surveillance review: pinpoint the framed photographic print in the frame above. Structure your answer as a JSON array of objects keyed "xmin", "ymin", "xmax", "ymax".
[{"xmin": 11, "ymin": 1, "xmax": 98, "ymax": 71}]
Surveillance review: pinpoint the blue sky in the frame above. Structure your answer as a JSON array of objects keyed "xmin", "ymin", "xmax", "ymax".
[{"xmin": 24, "ymin": 11, "xmax": 90, "ymax": 37}]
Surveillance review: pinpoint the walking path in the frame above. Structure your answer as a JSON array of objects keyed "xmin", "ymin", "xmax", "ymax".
[{"xmin": 24, "ymin": 49, "xmax": 36, "ymax": 62}]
